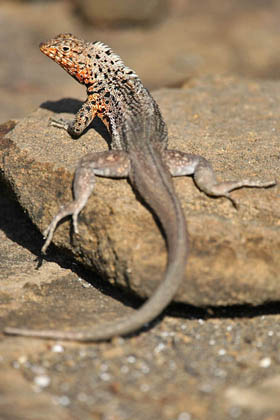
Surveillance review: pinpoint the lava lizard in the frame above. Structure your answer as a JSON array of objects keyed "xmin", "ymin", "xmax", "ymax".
[{"xmin": 4, "ymin": 33, "xmax": 275, "ymax": 341}]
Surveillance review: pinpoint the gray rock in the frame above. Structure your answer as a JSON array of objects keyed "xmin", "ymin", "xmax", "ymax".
[
  {"xmin": 1, "ymin": 77, "xmax": 279, "ymax": 306},
  {"xmin": 72, "ymin": 0, "xmax": 168, "ymax": 27}
]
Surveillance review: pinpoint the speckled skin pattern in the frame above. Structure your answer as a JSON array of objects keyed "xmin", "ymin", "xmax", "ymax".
[{"xmin": 4, "ymin": 34, "xmax": 275, "ymax": 341}]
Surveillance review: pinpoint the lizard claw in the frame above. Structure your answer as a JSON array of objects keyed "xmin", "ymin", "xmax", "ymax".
[
  {"xmin": 73, "ymin": 213, "xmax": 80, "ymax": 234},
  {"xmin": 49, "ymin": 117, "xmax": 69, "ymax": 131},
  {"xmin": 41, "ymin": 225, "xmax": 54, "ymax": 254},
  {"xmin": 224, "ymin": 194, "xmax": 238, "ymax": 209}
]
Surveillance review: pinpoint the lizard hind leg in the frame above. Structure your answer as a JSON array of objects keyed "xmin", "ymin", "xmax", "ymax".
[
  {"xmin": 163, "ymin": 150, "xmax": 276, "ymax": 207},
  {"xmin": 42, "ymin": 150, "xmax": 130, "ymax": 254}
]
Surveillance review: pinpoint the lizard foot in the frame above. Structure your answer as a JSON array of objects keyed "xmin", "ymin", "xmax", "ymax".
[
  {"xmin": 49, "ymin": 117, "xmax": 70, "ymax": 131},
  {"xmin": 42, "ymin": 203, "xmax": 80, "ymax": 254},
  {"xmin": 206, "ymin": 178, "xmax": 276, "ymax": 208}
]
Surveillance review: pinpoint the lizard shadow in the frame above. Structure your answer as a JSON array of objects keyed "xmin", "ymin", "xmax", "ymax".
[
  {"xmin": 0, "ymin": 186, "xmax": 153, "ymax": 336},
  {"xmin": 40, "ymin": 98, "xmax": 83, "ymax": 114},
  {"xmin": 0, "ymin": 176, "xmax": 162, "ymax": 334}
]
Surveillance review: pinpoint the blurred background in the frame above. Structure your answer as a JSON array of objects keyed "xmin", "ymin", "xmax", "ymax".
[{"xmin": 1, "ymin": 0, "xmax": 280, "ymax": 123}]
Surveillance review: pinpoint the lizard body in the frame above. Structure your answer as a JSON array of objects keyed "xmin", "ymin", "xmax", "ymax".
[{"xmin": 4, "ymin": 34, "xmax": 275, "ymax": 341}]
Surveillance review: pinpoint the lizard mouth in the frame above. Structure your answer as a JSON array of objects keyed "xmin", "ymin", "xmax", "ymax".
[
  {"xmin": 39, "ymin": 42, "xmax": 49, "ymax": 54},
  {"xmin": 39, "ymin": 43, "xmax": 58, "ymax": 61}
]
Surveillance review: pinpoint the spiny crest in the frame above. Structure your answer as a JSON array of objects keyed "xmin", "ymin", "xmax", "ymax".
[
  {"xmin": 93, "ymin": 41, "xmax": 138, "ymax": 78},
  {"xmin": 56, "ymin": 33, "xmax": 77, "ymax": 40}
]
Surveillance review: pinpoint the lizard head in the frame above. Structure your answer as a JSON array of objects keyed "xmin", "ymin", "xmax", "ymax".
[
  {"xmin": 39, "ymin": 33, "xmax": 93, "ymax": 85},
  {"xmin": 40, "ymin": 33, "xmax": 139, "ymax": 87}
]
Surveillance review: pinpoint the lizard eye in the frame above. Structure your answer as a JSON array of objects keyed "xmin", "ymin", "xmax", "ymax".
[{"xmin": 62, "ymin": 46, "xmax": 69, "ymax": 52}]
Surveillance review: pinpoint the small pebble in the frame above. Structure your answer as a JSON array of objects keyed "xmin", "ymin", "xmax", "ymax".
[
  {"xmin": 154, "ymin": 342, "xmax": 165, "ymax": 353},
  {"xmin": 120, "ymin": 365, "xmax": 129, "ymax": 374},
  {"xmin": 34, "ymin": 375, "xmax": 51, "ymax": 388},
  {"xmin": 56, "ymin": 395, "xmax": 71, "ymax": 406},
  {"xmin": 178, "ymin": 412, "xmax": 191, "ymax": 420},
  {"xmin": 229, "ymin": 406, "xmax": 242, "ymax": 418},
  {"xmin": 51, "ymin": 344, "xmax": 64, "ymax": 353},
  {"xmin": 199, "ymin": 383, "xmax": 213, "ymax": 393},
  {"xmin": 140, "ymin": 362, "xmax": 150, "ymax": 373},
  {"xmin": 18, "ymin": 355, "xmax": 27, "ymax": 364},
  {"xmin": 140, "ymin": 383, "xmax": 150, "ymax": 392},
  {"xmin": 100, "ymin": 372, "xmax": 111, "ymax": 381},
  {"xmin": 259, "ymin": 357, "xmax": 271, "ymax": 368},
  {"xmin": 77, "ymin": 392, "xmax": 88, "ymax": 402}
]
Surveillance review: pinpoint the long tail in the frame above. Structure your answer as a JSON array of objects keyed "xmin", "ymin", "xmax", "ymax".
[{"xmin": 4, "ymin": 146, "xmax": 188, "ymax": 342}]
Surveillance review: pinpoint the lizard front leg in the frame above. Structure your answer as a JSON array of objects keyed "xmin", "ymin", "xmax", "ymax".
[
  {"xmin": 42, "ymin": 150, "xmax": 130, "ymax": 253},
  {"xmin": 50, "ymin": 94, "xmax": 101, "ymax": 137},
  {"xmin": 162, "ymin": 150, "xmax": 276, "ymax": 207}
]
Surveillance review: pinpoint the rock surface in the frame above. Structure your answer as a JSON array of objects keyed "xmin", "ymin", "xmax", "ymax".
[{"xmin": 1, "ymin": 76, "xmax": 279, "ymax": 307}]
